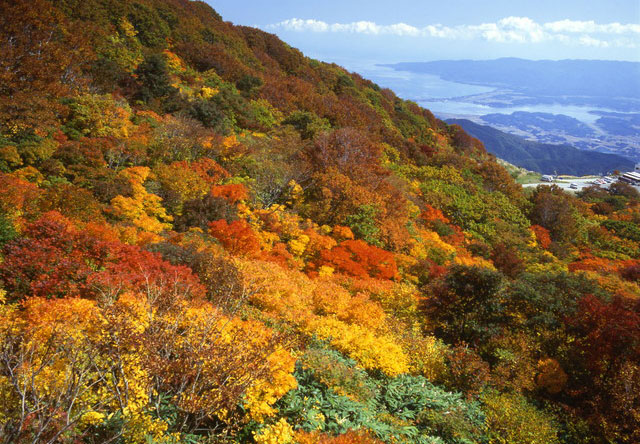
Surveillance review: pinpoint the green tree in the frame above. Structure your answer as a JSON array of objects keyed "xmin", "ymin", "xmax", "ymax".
[
  {"xmin": 529, "ymin": 185, "xmax": 585, "ymax": 245},
  {"xmin": 346, "ymin": 204, "xmax": 382, "ymax": 247},
  {"xmin": 135, "ymin": 53, "xmax": 179, "ymax": 110},
  {"xmin": 423, "ymin": 265, "xmax": 506, "ymax": 345}
]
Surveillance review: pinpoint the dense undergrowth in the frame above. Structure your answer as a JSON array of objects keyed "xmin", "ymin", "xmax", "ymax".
[{"xmin": 0, "ymin": 1, "xmax": 639, "ymax": 443}]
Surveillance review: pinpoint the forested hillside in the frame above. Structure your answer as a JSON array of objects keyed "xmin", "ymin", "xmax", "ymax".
[
  {"xmin": 0, "ymin": 1, "xmax": 639, "ymax": 443},
  {"xmin": 447, "ymin": 118, "xmax": 634, "ymax": 175}
]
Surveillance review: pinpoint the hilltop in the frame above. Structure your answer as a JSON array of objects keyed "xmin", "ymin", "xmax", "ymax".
[{"xmin": 0, "ymin": 1, "xmax": 639, "ymax": 443}]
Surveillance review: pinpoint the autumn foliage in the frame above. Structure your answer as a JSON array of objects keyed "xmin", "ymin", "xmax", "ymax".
[
  {"xmin": 531, "ymin": 224, "xmax": 552, "ymax": 249},
  {"xmin": 0, "ymin": 0, "xmax": 638, "ymax": 443},
  {"xmin": 318, "ymin": 239, "xmax": 398, "ymax": 280},
  {"xmin": 209, "ymin": 219, "xmax": 261, "ymax": 256},
  {"xmin": 210, "ymin": 183, "xmax": 249, "ymax": 203}
]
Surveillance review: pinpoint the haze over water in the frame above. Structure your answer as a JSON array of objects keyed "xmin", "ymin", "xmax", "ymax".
[{"xmin": 330, "ymin": 57, "xmax": 629, "ymax": 125}]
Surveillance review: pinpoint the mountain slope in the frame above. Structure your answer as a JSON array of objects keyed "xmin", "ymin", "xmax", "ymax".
[
  {"xmin": 447, "ymin": 118, "xmax": 635, "ymax": 175},
  {"xmin": 0, "ymin": 1, "xmax": 638, "ymax": 444}
]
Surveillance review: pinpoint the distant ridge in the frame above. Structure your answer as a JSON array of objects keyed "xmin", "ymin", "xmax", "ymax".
[{"xmin": 447, "ymin": 118, "xmax": 635, "ymax": 175}]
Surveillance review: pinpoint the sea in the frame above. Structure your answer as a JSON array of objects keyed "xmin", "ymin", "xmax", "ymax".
[{"xmin": 331, "ymin": 58, "xmax": 622, "ymax": 125}]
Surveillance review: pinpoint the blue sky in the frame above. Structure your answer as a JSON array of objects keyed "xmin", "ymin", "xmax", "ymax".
[{"xmin": 207, "ymin": 0, "xmax": 640, "ymax": 63}]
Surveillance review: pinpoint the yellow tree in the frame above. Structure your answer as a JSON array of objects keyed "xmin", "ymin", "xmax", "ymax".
[
  {"xmin": 110, "ymin": 167, "xmax": 172, "ymax": 234},
  {"xmin": 0, "ymin": 290, "xmax": 298, "ymax": 443}
]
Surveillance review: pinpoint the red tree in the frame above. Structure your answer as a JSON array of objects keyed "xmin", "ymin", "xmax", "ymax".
[
  {"xmin": 318, "ymin": 239, "xmax": 398, "ymax": 280},
  {"xmin": 209, "ymin": 219, "xmax": 261, "ymax": 256},
  {"xmin": 0, "ymin": 212, "xmax": 110, "ymax": 300}
]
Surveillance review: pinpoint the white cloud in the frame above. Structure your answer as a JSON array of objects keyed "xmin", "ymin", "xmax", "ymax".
[
  {"xmin": 578, "ymin": 35, "xmax": 610, "ymax": 47},
  {"xmin": 387, "ymin": 23, "xmax": 422, "ymax": 37},
  {"xmin": 266, "ymin": 17, "xmax": 640, "ymax": 48},
  {"xmin": 544, "ymin": 19, "xmax": 640, "ymax": 34},
  {"xmin": 273, "ymin": 19, "xmax": 424, "ymax": 36},
  {"xmin": 332, "ymin": 21, "xmax": 383, "ymax": 34},
  {"xmin": 276, "ymin": 18, "xmax": 329, "ymax": 32}
]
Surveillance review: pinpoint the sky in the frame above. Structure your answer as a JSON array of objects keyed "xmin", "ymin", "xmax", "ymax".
[{"xmin": 207, "ymin": 0, "xmax": 640, "ymax": 63}]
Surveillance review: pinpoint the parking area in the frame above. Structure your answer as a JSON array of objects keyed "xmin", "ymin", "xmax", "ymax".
[{"xmin": 522, "ymin": 177, "xmax": 619, "ymax": 192}]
